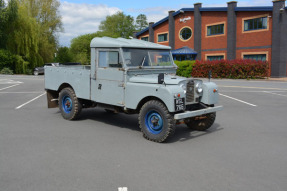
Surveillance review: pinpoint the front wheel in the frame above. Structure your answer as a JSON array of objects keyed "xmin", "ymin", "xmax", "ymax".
[
  {"xmin": 59, "ymin": 87, "xmax": 82, "ymax": 120},
  {"xmin": 184, "ymin": 112, "xmax": 216, "ymax": 131},
  {"xmin": 139, "ymin": 100, "xmax": 175, "ymax": 143}
]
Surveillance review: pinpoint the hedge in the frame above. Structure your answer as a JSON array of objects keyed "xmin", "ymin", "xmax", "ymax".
[
  {"xmin": 190, "ymin": 59, "xmax": 269, "ymax": 79},
  {"xmin": 174, "ymin": 60, "xmax": 195, "ymax": 78},
  {"xmin": 0, "ymin": 49, "xmax": 29, "ymax": 74}
]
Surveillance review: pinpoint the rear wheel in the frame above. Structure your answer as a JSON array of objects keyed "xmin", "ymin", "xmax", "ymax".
[
  {"xmin": 184, "ymin": 112, "xmax": 216, "ymax": 131},
  {"xmin": 33, "ymin": 71, "xmax": 38, "ymax": 76},
  {"xmin": 59, "ymin": 87, "xmax": 82, "ymax": 120},
  {"xmin": 139, "ymin": 100, "xmax": 175, "ymax": 143}
]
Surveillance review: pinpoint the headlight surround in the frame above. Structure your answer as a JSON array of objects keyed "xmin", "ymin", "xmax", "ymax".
[
  {"xmin": 178, "ymin": 81, "xmax": 187, "ymax": 94},
  {"xmin": 195, "ymin": 80, "xmax": 203, "ymax": 94}
]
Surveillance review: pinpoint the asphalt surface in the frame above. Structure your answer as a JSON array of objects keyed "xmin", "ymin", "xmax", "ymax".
[{"xmin": 0, "ymin": 75, "xmax": 287, "ymax": 191}]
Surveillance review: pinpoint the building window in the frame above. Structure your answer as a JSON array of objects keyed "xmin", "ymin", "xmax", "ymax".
[
  {"xmin": 207, "ymin": 24, "xmax": 224, "ymax": 36},
  {"xmin": 180, "ymin": 27, "xmax": 192, "ymax": 41},
  {"xmin": 207, "ymin": 55, "xmax": 224, "ymax": 61},
  {"xmin": 243, "ymin": 54, "xmax": 267, "ymax": 61},
  {"xmin": 141, "ymin": 36, "xmax": 149, "ymax": 41},
  {"xmin": 158, "ymin": 33, "xmax": 168, "ymax": 42},
  {"xmin": 244, "ymin": 17, "xmax": 267, "ymax": 31}
]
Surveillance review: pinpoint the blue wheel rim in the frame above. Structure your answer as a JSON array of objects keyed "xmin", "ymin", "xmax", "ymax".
[
  {"xmin": 145, "ymin": 110, "xmax": 163, "ymax": 134},
  {"xmin": 62, "ymin": 95, "xmax": 73, "ymax": 114}
]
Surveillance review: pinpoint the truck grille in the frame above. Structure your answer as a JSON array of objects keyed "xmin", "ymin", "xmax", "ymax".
[{"xmin": 186, "ymin": 80, "xmax": 194, "ymax": 102}]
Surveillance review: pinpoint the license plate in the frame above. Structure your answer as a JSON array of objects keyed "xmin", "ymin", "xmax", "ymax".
[{"xmin": 175, "ymin": 98, "xmax": 185, "ymax": 111}]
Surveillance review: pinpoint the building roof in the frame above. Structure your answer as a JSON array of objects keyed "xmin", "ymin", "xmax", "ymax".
[
  {"xmin": 171, "ymin": 46, "xmax": 197, "ymax": 55},
  {"xmin": 136, "ymin": 5, "xmax": 276, "ymax": 37},
  {"xmin": 90, "ymin": 37, "xmax": 171, "ymax": 50}
]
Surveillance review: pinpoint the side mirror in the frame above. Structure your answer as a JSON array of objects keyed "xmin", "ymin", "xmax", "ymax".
[{"xmin": 158, "ymin": 73, "xmax": 164, "ymax": 84}]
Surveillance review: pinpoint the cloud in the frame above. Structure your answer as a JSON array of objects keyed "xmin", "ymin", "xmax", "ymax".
[{"xmin": 59, "ymin": 1, "xmax": 121, "ymax": 46}]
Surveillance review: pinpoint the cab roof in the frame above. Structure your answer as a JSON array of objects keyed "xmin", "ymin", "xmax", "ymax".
[{"xmin": 90, "ymin": 37, "xmax": 171, "ymax": 50}]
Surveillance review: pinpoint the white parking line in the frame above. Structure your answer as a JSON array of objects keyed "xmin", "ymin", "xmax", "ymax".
[
  {"xmin": 219, "ymin": 85, "xmax": 287, "ymax": 91},
  {"xmin": 0, "ymin": 84, "xmax": 19, "ymax": 91},
  {"xmin": 0, "ymin": 92, "xmax": 43, "ymax": 94},
  {"xmin": 263, "ymin": 91, "xmax": 287, "ymax": 97},
  {"xmin": 219, "ymin": 93, "xmax": 257, "ymax": 107},
  {"xmin": 15, "ymin": 92, "xmax": 46, "ymax": 110}
]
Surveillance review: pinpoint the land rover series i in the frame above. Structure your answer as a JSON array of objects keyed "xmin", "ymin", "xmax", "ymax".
[{"xmin": 45, "ymin": 37, "xmax": 223, "ymax": 142}]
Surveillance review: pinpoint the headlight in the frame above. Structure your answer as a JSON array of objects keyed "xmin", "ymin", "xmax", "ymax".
[
  {"xmin": 178, "ymin": 81, "xmax": 187, "ymax": 94},
  {"xmin": 195, "ymin": 80, "xmax": 203, "ymax": 94}
]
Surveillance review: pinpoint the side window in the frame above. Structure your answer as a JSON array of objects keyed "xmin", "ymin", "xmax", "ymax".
[{"xmin": 98, "ymin": 51, "xmax": 121, "ymax": 68}]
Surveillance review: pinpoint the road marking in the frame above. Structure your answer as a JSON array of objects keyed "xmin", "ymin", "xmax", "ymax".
[
  {"xmin": 263, "ymin": 91, "xmax": 287, "ymax": 97},
  {"xmin": 0, "ymin": 79, "xmax": 23, "ymax": 84},
  {"xmin": 219, "ymin": 93, "xmax": 257, "ymax": 107},
  {"xmin": 15, "ymin": 92, "xmax": 46, "ymax": 110},
  {"xmin": 219, "ymin": 85, "xmax": 287, "ymax": 91},
  {"xmin": 0, "ymin": 84, "xmax": 19, "ymax": 91},
  {"xmin": 0, "ymin": 92, "xmax": 43, "ymax": 94}
]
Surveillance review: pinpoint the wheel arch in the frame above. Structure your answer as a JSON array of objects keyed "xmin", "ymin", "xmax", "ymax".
[
  {"xmin": 136, "ymin": 96, "xmax": 168, "ymax": 113},
  {"xmin": 58, "ymin": 83, "xmax": 74, "ymax": 93}
]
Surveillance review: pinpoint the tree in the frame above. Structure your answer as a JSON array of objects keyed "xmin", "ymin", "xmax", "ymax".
[
  {"xmin": 99, "ymin": 12, "xmax": 135, "ymax": 39},
  {"xmin": 70, "ymin": 32, "xmax": 103, "ymax": 64},
  {"xmin": 55, "ymin": 47, "xmax": 72, "ymax": 63},
  {"xmin": 21, "ymin": 0, "xmax": 63, "ymax": 63},
  {"xmin": 135, "ymin": 14, "xmax": 148, "ymax": 31}
]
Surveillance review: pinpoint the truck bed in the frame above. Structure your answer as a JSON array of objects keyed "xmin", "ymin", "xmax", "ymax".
[{"xmin": 45, "ymin": 65, "xmax": 91, "ymax": 100}]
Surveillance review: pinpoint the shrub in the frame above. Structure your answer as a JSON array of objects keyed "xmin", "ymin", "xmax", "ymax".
[
  {"xmin": 0, "ymin": 67, "xmax": 14, "ymax": 75},
  {"xmin": 174, "ymin": 60, "xmax": 195, "ymax": 78},
  {"xmin": 191, "ymin": 59, "xmax": 268, "ymax": 79}
]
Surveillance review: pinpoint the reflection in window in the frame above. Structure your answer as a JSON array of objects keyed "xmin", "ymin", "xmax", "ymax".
[
  {"xmin": 207, "ymin": 55, "xmax": 224, "ymax": 61},
  {"xmin": 98, "ymin": 51, "xmax": 120, "ymax": 68},
  {"xmin": 158, "ymin": 33, "xmax": 168, "ymax": 42},
  {"xmin": 243, "ymin": 54, "xmax": 266, "ymax": 61},
  {"xmin": 244, "ymin": 17, "xmax": 267, "ymax": 31},
  {"xmin": 207, "ymin": 24, "xmax": 224, "ymax": 36}
]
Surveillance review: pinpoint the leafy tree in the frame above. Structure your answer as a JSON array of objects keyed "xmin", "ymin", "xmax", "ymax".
[
  {"xmin": 135, "ymin": 14, "xmax": 148, "ymax": 31},
  {"xmin": 70, "ymin": 32, "xmax": 103, "ymax": 64},
  {"xmin": 99, "ymin": 12, "xmax": 135, "ymax": 39},
  {"xmin": 55, "ymin": 47, "xmax": 72, "ymax": 63},
  {"xmin": 20, "ymin": 0, "xmax": 63, "ymax": 63}
]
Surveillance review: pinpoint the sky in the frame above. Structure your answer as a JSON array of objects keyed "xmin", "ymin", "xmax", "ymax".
[{"xmin": 59, "ymin": 0, "xmax": 273, "ymax": 47}]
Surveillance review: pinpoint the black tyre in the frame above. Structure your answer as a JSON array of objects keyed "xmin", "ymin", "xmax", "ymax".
[
  {"xmin": 184, "ymin": 112, "xmax": 216, "ymax": 131},
  {"xmin": 59, "ymin": 87, "xmax": 82, "ymax": 120},
  {"xmin": 139, "ymin": 100, "xmax": 175, "ymax": 143},
  {"xmin": 33, "ymin": 71, "xmax": 39, "ymax": 76}
]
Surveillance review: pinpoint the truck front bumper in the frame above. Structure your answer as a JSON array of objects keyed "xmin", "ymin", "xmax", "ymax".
[{"xmin": 174, "ymin": 106, "xmax": 223, "ymax": 120}]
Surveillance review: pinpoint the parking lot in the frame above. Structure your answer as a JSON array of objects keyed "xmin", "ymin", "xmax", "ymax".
[{"xmin": 0, "ymin": 74, "xmax": 287, "ymax": 191}]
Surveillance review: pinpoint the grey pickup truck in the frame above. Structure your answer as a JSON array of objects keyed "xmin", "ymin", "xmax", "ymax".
[{"xmin": 45, "ymin": 37, "xmax": 223, "ymax": 142}]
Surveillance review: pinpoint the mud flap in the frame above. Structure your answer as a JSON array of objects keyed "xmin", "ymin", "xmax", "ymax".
[{"xmin": 46, "ymin": 90, "xmax": 59, "ymax": 108}]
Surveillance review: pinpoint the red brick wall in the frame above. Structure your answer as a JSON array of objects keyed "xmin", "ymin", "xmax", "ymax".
[
  {"xmin": 154, "ymin": 21, "xmax": 169, "ymax": 46},
  {"xmin": 174, "ymin": 12, "xmax": 194, "ymax": 49},
  {"xmin": 236, "ymin": 11, "xmax": 272, "ymax": 76},
  {"xmin": 201, "ymin": 12, "xmax": 228, "ymax": 49}
]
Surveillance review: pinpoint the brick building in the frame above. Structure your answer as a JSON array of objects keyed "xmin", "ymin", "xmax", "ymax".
[{"xmin": 135, "ymin": 0, "xmax": 287, "ymax": 77}]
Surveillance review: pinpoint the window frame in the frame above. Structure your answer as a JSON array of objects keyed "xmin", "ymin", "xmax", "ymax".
[
  {"xmin": 205, "ymin": 53, "xmax": 226, "ymax": 61},
  {"xmin": 179, "ymin": 26, "xmax": 193, "ymax": 42},
  {"xmin": 97, "ymin": 49, "xmax": 122, "ymax": 68},
  {"xmin": 242, "ymin": 14, "xmax": 270, "ymax": 34},
  {"xmin": 206, "ymin": 22, "xmax": 226, "ymax": 37},
  {"xmin": 157, "ymin": 32, "xmax": 169, "ymax": 43},
  {"xmin": 242, "ymin": 51, "xmax": 268, "ymax": 61}
]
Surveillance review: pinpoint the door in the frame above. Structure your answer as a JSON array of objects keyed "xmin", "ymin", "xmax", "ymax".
[{"xmin": 92, "ymin": 49, "xmax": 125, "ymax": 106}]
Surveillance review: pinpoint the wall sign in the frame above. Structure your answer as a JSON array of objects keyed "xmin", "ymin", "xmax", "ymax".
[{"xmin": 180, "ymin": 17, "xmax": 191, "ymax": 23}]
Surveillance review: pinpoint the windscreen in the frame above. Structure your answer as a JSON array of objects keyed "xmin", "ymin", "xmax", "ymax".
[{"xmin": 123, "ymin": 48, "xmax": 173, "ymax": 67}]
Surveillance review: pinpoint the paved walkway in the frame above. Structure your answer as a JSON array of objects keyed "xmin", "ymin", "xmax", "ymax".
[{"xmin": 268, "ymin": 77, "xmax": 287, "ymax": 81}]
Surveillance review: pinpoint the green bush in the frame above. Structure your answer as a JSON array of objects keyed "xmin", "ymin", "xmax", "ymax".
[
  {"xmin": 174, "ymin": 60, "xmax": 195, "ymax": 78},
  {"xmin": 0, "ymin": 67, "xmax": 14, "ymax": 75},
  {"xmin": 191, "ymin": 59, "xmax": 268, "ymax": 79},
  {"xmin": 0, "ymin": 49, "xmax": 15, "ymax": 71}
]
